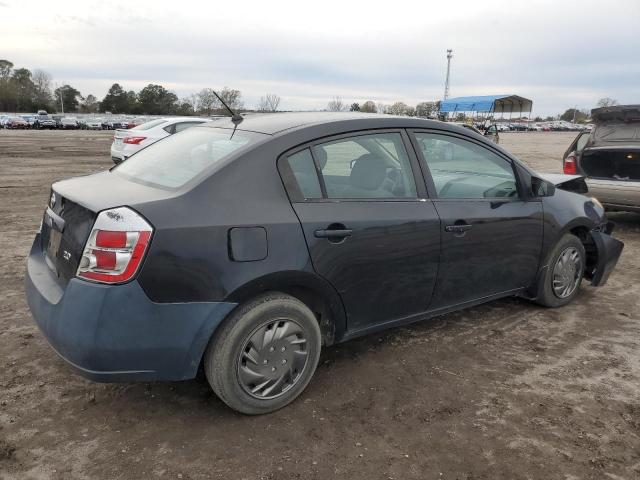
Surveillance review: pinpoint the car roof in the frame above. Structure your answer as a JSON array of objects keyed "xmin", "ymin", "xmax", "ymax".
[{"xmin": 202, "ymin": 111, "xmax": 452, "ymax": 135}]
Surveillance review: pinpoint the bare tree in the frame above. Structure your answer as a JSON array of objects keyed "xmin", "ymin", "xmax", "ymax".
[
  {"xmin": 197, "ymin": 88, "xmax": 217, "ymax": 116},
  {"xmin": 415, "ymin": 101, "xmax": 438, "ymax": 118},
  {"xmin": 214, "ymin": 87, "xmax": 243, "ymax": 112},
  {"xmin": 257, "ymin": 93, "xmax": 281, "ymax": 112},
  {"xmin": 198, "ymin": 87, "xmax": 243, "ymax": 116},
  {"xmin": 360, "ymin": 100, "xmax": 377, "ymax": 113},
  {"xmin": 32, "ymin": 69, "xmax": 53, "ymax": 107},
  {"xmin": 187, "ymin": 93, "xmax": 199, "ymax": 113},
  {"xmin": 387, "ymin": 102, "xmax": 409, "ymax": 116},
  {"xmin": 596, "ymin": 97, "xmax": 619, "ymax": 108},
  {"xmin": 327, "ymin": 96, "xmax": 344, "ymax": 112},
  {"xmin": 377, "ymin": 102, "xmax": 388, "ymax": 114}
]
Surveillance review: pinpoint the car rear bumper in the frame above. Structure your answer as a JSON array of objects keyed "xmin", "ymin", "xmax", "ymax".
[
  {"xmin": 110, "ymin": 145, "xmax": 125, "ymax": 164},
  {"xmin": 25, "ymin": 233, "xmax": 237, "ymax": 382},
  {"xmin": 110, "ymin": 143, "xmax": 142, "ymax": 164},
  {"xmin": 587, "ymin": 179, "xmax": 640, "ymax": 210}
]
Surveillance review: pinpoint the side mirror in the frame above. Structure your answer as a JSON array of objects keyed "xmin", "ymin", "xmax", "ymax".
[{"xmin": 531, "ymin": 176, "xmax": 556, "ymax": 197}]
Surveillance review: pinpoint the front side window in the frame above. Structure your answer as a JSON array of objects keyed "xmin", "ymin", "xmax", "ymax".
[
  {"xmin": 114, "ymin": 127, "xmax": 263, "ymax": 189},
  {"xmin": 415, "ymin": 133, "xmax": 518, "ymax": 199},
  {"xmin": 311, "ymin": 132, "xmax": 417, "ymax": 199}
]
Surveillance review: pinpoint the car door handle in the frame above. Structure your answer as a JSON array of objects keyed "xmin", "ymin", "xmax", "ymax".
[
  {"xmin": 444, "ymin": 224, "xmax": 472, "ymax": 233},
  {"xmin": 314, "ymin": 229, "xmax": 353, "ymax": 238}
]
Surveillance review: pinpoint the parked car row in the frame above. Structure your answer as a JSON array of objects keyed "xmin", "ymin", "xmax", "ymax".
[
  {"xmin": 490, "ymin": 122, "xmax": 590, "ymax": 132},
  {"xmin": 0, "ymin": 111, "xmax": 155, "ymax": 130},
  {"xmin": 0, "ymin": 116, "xmax": 30, "ymax": 129}
]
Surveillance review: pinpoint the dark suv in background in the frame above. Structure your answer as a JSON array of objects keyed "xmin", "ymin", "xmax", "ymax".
[{"xmin": 26, "ymin": 113, "xmax": 623, "ymax": 414}]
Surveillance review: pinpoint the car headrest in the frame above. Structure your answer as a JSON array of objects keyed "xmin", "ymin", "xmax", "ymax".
[
  {"xmin": 349, "ymin": 154, "xmax": 387, "ymax": 191},
  {"xmin": 314, "ymin": 147, "xmax": 328, "ymax": 170}
]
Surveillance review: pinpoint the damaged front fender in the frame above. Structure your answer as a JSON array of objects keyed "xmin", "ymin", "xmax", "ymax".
[{"xmin": 587, "ymin": 229, "xmax": 624, "ymax": 286}]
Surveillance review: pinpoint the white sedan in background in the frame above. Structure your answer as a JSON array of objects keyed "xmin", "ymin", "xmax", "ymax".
[{"xmin": 110, "ymin": 117, "xmax": 211, "ymax": 164}]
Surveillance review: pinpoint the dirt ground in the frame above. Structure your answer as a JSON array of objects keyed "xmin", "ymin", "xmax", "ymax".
[{"xmin": 1, "ymin": 130, "xmax": 639, "ymax": 480}]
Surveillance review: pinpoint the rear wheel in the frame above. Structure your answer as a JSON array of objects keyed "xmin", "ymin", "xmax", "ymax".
[
  {"xmin": 536, "ymin": 234, "xmax": 585, "ymax": 307},
  {"xmin": 204, "ymin": 292, "xmax": 321, "ymax": 414}
]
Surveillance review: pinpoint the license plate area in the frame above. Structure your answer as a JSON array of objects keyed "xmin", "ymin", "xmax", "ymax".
[{"xmin": 45, "ymin": 228, "xmax": 63, "ymax": 271}]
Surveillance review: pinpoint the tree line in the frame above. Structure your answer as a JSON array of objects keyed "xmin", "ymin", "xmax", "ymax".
[
  {"xmin": 0, "ymin": 59, "xmax": 282, "ymax": 116},
  {"xmin": 0, "ymin": 59, "xmax": 622, "ymax": 121},
  {"xmin": 328, "ymin": 97, "xmax": 440, "ymax": 118},
  {"xmin": 333, "ymin": 96, "xmax": 622, "ymax": 123}
]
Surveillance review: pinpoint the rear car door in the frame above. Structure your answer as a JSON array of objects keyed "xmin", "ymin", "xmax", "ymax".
[
  {"xmin": 279, "ymin": 130, "xmax": 441, "ymax": 333},
  {"xmin": 410, "ymin": 130, "xmax": 543, "ymax": 310}
]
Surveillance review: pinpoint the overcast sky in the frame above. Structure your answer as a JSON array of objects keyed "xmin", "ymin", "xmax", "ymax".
[{"xmin": 2, "ymin": 0, "xmax": 638, "ymax": 116}]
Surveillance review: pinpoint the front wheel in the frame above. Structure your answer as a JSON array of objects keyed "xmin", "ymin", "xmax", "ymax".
[
  {"xmin": 204, "ymin": 292, "xmax": 322, "ymax": 414},
  {"xmin": 536, "ymin": 233, "xmax": 586, "ymax": 307}
]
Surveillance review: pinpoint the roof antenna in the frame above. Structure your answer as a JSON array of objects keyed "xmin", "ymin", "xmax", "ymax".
[{"xmin": 212, "ymin": 89, "xmax": 243, "ymax": 126}]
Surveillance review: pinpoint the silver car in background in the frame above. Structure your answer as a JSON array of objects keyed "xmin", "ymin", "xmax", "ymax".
[
  {"xmin": 110, "ymin": 117, "xmax": 211, "ymax": 164},
  {"xmin": 562, "ymin": 105, "xmax": 640, "ymax": 213}
]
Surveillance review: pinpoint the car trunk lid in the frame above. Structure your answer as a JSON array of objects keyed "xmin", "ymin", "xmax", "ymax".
[
  {"xmin": 40, "ymin": 192, "xmax": 96, "ymax": 285},
  {"xmin": 112, "ymin": 129, "xmax": 129, "ymax": 148},
  {"xmin": 40, "ymin": 171, "xmax": 177, "ymax": 285}
]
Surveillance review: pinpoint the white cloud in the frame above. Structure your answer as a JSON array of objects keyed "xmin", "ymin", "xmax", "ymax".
[{"xmin": 2, "ymin": 0, "xmax": 639, "ymax": 115}]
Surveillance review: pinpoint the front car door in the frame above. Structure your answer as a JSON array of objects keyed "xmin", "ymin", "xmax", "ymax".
[
  {"xmin": 279, "ymin": 130, "xmax": 441, "ymax": 334},
  {"xmin": 410, "ymin": 130, "xmax": 543, "ymax": 310}
]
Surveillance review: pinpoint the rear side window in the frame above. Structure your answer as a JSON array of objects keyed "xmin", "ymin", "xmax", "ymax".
[
  {"xmin": 313, "ymin": 132, "xmax": 417, "ymax": 199},
  {"xmin": 132, "ymin": 119, "xmax": 167, "ymax": 131},
  {"xmin": 576, "ymin": 132, "xmax": 590, "ymax": 152},
  {"xmin": 415, "ymin": 133, "xmax": 518, "ymax": 199},
  {"xmin": 114, "ymin": 127, "xmax": 263, "ymax": 189},
  {"xmin": 286, "ymin": 149, "xmax": 322, "ymax": 199},
  {"xmin": 593, "ymin": 123, "xmax": 640, "ymax": 142},
  {"xmin": 174, "ymin": 121, "xmax": 204, "ymax": 133}
]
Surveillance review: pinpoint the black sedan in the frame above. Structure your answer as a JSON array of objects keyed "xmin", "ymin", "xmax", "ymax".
[{"xmin": 26, "ymin": 113, "xmax": 623, "ymax": 414}]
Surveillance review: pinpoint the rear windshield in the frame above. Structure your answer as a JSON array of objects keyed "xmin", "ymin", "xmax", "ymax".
[
  {"xmin": 132, "ymin": 119, "xmax": 167, "ymax": 131},
  {"xmin": 114, "ymin": 127, "xmax": 263, "ymax": 189},
  {"xmin": 593, "ymin": 123, "xmax": 640, "ymax": 143}
]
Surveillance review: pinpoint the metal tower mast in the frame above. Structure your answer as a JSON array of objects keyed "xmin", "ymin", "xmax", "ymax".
[{"xmin": 444, "ymin": 49, "xmax": 453, "ymax": 100}]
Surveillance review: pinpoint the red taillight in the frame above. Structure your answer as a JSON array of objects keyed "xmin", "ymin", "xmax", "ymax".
[
  {"xmin": 96, "ymin": 230, "xmax": 127, "ymax": 248},
  {"xmin": 93, "ymin": 250, "xmax": 117, "ymax": 270},
  {"xmin": 123, "ymin": 136, "xmax": 146, "ymax": 145},
  {"xmin": 563, "ymin": 154, "xmax": 578, "ymax": 175},
  {"xmin": 77, "ymin": 207, "xmax": 153, "ymax": 284}
]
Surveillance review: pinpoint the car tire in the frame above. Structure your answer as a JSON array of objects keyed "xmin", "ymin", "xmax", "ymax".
[
  {"xmin": 536, "ymin": 234, "xmax": 586, "ymax": 308},
  {"xmin": 204, "ymin": 292, "xmax": 322, "ymax": 415}
]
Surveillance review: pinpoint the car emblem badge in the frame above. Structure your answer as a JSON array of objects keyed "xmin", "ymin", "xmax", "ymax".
[{"xmin": 50, "ymin": 192, "xmax": 56, "ymax": 208}]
